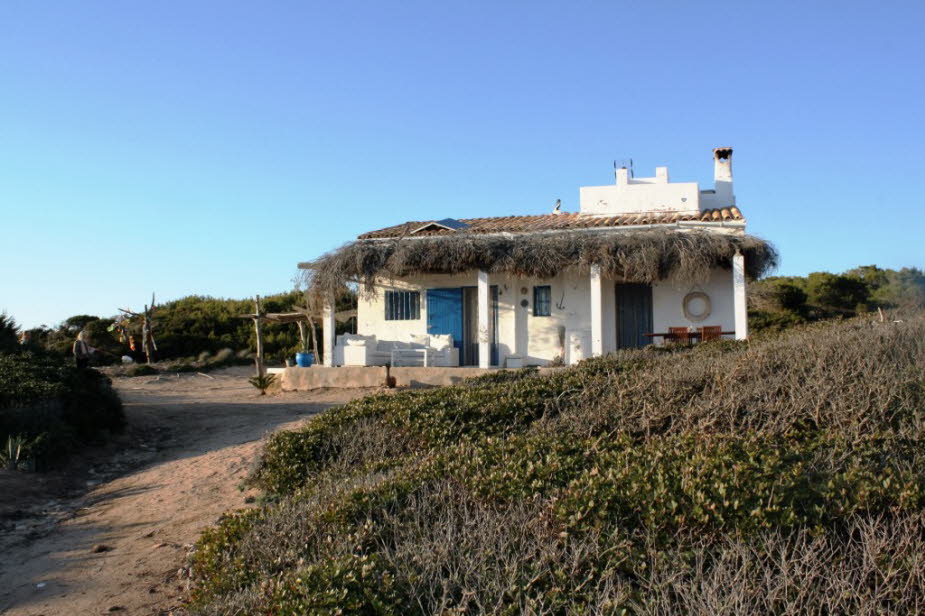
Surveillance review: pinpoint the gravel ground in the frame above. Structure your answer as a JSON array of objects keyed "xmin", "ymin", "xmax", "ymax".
[{"xmin": 0, "ymin": 367, "xmax": 372, "ymax": 615}]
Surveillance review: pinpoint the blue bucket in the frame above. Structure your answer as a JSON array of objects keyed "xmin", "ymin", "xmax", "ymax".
[{"xmin": 295, "ymin": 352, "xmax": 314, "ymax": 367}]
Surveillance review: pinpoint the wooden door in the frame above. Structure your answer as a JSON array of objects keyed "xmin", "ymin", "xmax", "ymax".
[{"xmin": 616, "ymin": 283, "xmax": 653, "ymax": 349}]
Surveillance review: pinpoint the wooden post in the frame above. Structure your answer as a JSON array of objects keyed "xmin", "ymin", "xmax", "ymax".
[
  {"xmin": 308, "ymin": 315, "xmax": 320, "ymax": 361},
  {"xmin": 254, "ymin": 296, "xmax": 265, "ymax": 377},
  {"xmin": 300, "ymin": 311, "xmax": 320, "ymax": 361},
  {"xmin": 141, "ymin": 305, "xmax": 154, "ymax": 364},
  {"xmin": 297, "ymin": 321, "xmax": 308, "ymax": 353},
  {"xmin": 120, "ymin": 292, "xmax": 157, "ymax": 364},
  {"xmin": 590, "ymin": 264, "xmax": 603, "ymax": 357}
]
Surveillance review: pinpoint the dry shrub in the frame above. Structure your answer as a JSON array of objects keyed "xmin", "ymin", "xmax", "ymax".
[
  {"xmin": 396, "ymin": 511, "xmax": 925, "ymax": 615},
  {"xmin": 302, "ymin": 230, "xmax": 777, "ymax": 296},
  {"xmin": 368, "ymin": 481, "xmax": 636, "ymax": 615},
  {"xmin": 196, "ymin": 485, "xmax": 925, "ymax": 615},
  {"xmin": 553, "ymin": 316, "xmax": 925, "ymax": 440},
  {"xmin": 636, "ymin": 514, "xmax": 925, "ymax": 615},
  {"xmin": 193, "ymin": 480, "xmax": 637, "ymax": 616},
  {"xmin": 189, "ymin": 314, "xmax": 925, "ymax": 615},
  {"xmin": 191, "ymin": 465, "xmax": 410, "ymax": 611}
]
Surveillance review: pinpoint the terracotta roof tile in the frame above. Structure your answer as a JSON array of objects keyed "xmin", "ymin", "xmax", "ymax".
[{"xmin": 357, "ymin": 208, "xmax": 745, "ymax": 239}]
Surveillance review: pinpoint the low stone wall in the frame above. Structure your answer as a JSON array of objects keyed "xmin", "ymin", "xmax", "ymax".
[
  {"xmin": 391, "ymin": 367, "xmax": 490, "ymax": 388},
  {"xmin": 279, "ymin": 365, "xmax": 571, "ymax": 391},
  {"xmin": 280, "ymin": 366, "xmax": 387, "ymax": 390},
  {"xmin": 280, "ymin": 366, "xmax": 498, "ymax": 391}
]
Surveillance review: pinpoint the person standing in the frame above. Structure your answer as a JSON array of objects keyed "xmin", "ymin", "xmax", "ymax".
[{"xmin": 73, "ymin": 331, "xmax": 96, "ymax": 369}]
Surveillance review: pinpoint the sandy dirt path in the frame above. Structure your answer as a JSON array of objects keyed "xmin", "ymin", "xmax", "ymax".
[{"xmin": 0, "ymin": 367, "xmax": 371, "ymax": 615}]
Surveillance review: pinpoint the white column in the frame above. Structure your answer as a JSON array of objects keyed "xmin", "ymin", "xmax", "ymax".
[
  {"xmin": 733, "ymin": 252, "xmax": 748, "ymax": 340},
  {"xmin": 322, "ymin": 299, "xmax": 335, "ymax": 366},
  {"xmin": 590, "ymin": 264, "xmax": 603, "ymax": 357},
  {"xmin": 477, "ymin": 270, "xmax": 490, "ymax": 369}
]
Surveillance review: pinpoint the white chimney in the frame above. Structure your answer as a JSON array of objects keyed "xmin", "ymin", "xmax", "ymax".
[
  {"xmin": 713, "ymin": 147, "xmax": 735, "ymax": 206},
  {"xmin": 615, "ymin": 167, "xmax": 630, "ymax": 186}
]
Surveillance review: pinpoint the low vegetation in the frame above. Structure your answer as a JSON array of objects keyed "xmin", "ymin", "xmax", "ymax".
[
  {"xmin": 1, "ymin": 313, "xmax": 124, "ymax": 469},
  {"xmin": 188, "ymin": 312, "xmax": 925, "ymax": 614},
  {"xmin": 0, "ymin": 313, "xmax": 20, "ymax": 354},
  {"xmin": 749, "ymin": 264, "xmax": 924, "ymax": 331},
  {"xmin": 108, "ymin": 347, "xmax": 251, "ymax": 378},
  {"xmin": 22, "ymin": 291, "xmax": 355, "ymax": 366},
  {"xmin": 0, "ymin": 350, "xmax": 123, "ymax": 469},
  {"xmin": 248, "ymin": 373, "xmax": 277, "ymax": 395}
]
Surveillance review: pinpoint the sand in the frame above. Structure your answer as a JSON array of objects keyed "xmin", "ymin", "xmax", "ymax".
[{"xmin": 0, "ymin": 367, "xmax": 371, "ymax": 615}]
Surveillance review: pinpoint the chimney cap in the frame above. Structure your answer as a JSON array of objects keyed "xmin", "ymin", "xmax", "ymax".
[{"xmin": 713, "ymin": 147, "xmax": 733, "ymax": 160}]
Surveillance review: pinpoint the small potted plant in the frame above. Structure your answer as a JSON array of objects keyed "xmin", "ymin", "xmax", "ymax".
[
  {"xmin": 295, "ymin": 348, "xmax": 314, "ymax": 367},
  {"xmin": 295, "ymin": 320, "xmax": 315, "ymax": 367}
]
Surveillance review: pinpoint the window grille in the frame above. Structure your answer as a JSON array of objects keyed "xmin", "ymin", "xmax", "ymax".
[
  {"xmin": 385, "ymin": 290, "xmax": 420, "ymax": 320},
  {"xmin": 533, "ymin": 285, "xmax": 552, "ymax": 317}
]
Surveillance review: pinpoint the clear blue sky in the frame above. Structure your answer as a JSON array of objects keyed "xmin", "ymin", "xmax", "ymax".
[{"xmin": 2, "ymin": 1, "xmax": 922, "ymax": 328}]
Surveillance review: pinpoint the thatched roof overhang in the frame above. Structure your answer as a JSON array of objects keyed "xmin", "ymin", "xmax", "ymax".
[{"xmin": 300, "ymin": 227, "xmax": 777, "ymax": 297}]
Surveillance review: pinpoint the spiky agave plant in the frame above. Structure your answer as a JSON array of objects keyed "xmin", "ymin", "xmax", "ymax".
[
  {"xmin": 248, "ymin": 373, "xmax": 277, "ymax": 395},
  {"xmin": 2, "ymin": 435, "xmax": 28, "ymax": 470}
]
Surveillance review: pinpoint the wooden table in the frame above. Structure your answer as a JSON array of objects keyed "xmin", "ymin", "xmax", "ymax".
[{"xmin": 644, "ymin": 331, "xmax": 735, "ymax": 342}]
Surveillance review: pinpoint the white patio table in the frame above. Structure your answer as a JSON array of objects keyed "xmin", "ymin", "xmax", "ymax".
[{"xmin": 390, "ymin": 348, "xmax": 434, "ymax": 367}]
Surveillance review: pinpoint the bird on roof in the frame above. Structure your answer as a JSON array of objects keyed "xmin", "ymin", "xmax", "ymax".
[{"xmin": 552, "ymin": 199, "xmax": 562, "ymax": 215}]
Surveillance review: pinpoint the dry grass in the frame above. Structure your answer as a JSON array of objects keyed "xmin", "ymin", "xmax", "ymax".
[
  {"xmin": 638, "ymin": 514, "xmax": 925, "ymax": 615},
  {"xmin": 196, "ymin": 485, "xmax": 925, "ymax": 615},
  {"xmin": 300, "ymin": 230, "xmax": 777, "ymax": 296},
  {"xmin": 554, "ymin": 315, "xmax": 925, "ymax": 441}
]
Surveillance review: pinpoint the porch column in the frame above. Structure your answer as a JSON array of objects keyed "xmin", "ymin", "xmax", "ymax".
[
  {"xmin": 733, "ymin": 251, "xmax": 748, "ymax": 340},
  {"xmin": 590, "ymin": 264, "xmax": 603, "ymax": 357},
  {"xmin": 477, "ymin": 270, "xmax": 490, "ymax": 368},
  {"xmin": 322, "ymin": 298, "xmax": 335, "ymax": 366}
]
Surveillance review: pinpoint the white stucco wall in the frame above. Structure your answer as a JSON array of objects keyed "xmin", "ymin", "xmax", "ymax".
[
  {"xmin": 357, "ymin": 272, "xmax": 597, "ymax": 366},
  {"xmin": 355, "ymin": 266, "xmax": 735, "ymax": 367},
  {"xmin": 651, "ymin": 268, "xmax": 736, "ymax": 336},
  {"xmin": 580, "ymin": 182, "xmax": 701, "ymax": 216},
  {"xmin": 578, "ymin": 149, "xmax": 737, "ymax": 216}
]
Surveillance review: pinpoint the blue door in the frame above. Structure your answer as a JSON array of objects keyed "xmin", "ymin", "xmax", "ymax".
[{"xmin": 426, "ymin": 288, "xmax": 464, "ymax": 353}]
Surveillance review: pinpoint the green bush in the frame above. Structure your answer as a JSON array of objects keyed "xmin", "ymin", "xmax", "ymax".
[
  {"xmin": 151, "ymin": 291, "xmax": 355, "ymax": 363},
  {"xmin": 81, "ymin": 318, "xmax": 122, "ymax": 365},
  {"xmin": 0, "ymin": 313, "xmax": 19, "ymax": 354},
  {"xmin": 747, "ymin": 308, "xmax": 807, "ymax": 333},
  {"xmin": 249, "ymin": 360, "xmax": 641, "ymax": 495},
  {"xmin": 461, "ymin": 366, "xmax": 539, "ymax": 386},
  {"xmin": 805, "ymin": 272, "xmax": 870, "ymax": 311},
  {"xmin": 749, "ymin": 265, "xmax": 925, "ymax": 333},
  {"xmin": 20, "ymin": 291, "xmax": 357, "ymax": 366},
  {"xmin": 0, "ymin": 351, "xmax": 124, "ymax": 465}
]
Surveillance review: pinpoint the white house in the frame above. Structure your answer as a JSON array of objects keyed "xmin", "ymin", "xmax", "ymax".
[{"xmin": 302, "ymin": 147, "xmax": 776, "ymax": 369}]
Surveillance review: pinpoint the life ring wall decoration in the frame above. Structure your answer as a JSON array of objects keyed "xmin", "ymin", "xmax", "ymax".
[{"xmin": 682, "ymin": 291, "xmax": 712, "ymax": 322}]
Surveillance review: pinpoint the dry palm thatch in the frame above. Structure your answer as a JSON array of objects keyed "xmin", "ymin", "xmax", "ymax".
[{"xmin": 300, "ymin": 230, "xmax": 777, "ymax": 296}]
